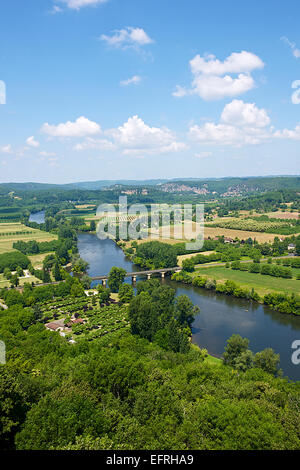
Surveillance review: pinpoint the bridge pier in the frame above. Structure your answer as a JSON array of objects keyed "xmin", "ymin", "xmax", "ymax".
[
  {"xmin": 102, "ymin": 279, "xmax": 107, "ymax": 287},
  {"xmin": 161, "ymin": 272, "xmax": 165, "ymax": 279},
  {"xmin": 147, "ymin": 273, "xmax": 152, "ymax": 280},
  {"xmin": 132, "ymin": 276, "xmax": 137, "ymax": 284}
]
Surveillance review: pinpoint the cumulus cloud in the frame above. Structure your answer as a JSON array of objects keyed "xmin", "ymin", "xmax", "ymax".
[
  {"xmin": 189, "ymin": 100, "xmax": 272, "ymax": 146},
  {"xmin": 41, "ymin": 116, "xmax": 101, "ymax": 138},
  {"xmin": 173, "ymin": 51, "xmax": 264, "ymax": 101},
  {"xmin": 100, "ymin": 27, "xmax": 153, "ymax": 50},
  {"xmin": 0, "ymin": 144, "xmax": 13, "ymax": 154},
  {"xmin": 274, "ymin": 124, "xmax": 300, "ymax": 140},
  {"xmin": 281, "ymin": 36, "xmax": 300, "ymax": 59},
  {"xmin": 26, "ymin": 136, "xmax": 40, "ymax": 148},
  {"xmin": 110, "ymin": 115, "xmax": 187, "ymax": 156},
  {"xmin": 220, "ymin": 99, "xmax": 270, "ymax": 128},
  {"xmin": 57, "ymin": 0, "xmax": 108, "ymax": 10},
  {"xmin": 120, "ymin": 75, "xmax": 142, "ymax": 86}
]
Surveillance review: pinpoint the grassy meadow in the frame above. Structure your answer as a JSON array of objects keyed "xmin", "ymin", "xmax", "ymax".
[{"xmin": 194, "ymin": 265, "xmax": 300, "ymax": 297}]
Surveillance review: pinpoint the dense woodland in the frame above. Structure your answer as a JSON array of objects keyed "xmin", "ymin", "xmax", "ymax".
[{"xmin": 1, "ymin": 277, "xmax": 300, "ymax": 450}]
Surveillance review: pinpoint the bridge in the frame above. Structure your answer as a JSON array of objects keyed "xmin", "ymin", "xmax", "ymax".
[{"xmin": 91, "ymin": 267, "xmax": 182, "ymax": 287}]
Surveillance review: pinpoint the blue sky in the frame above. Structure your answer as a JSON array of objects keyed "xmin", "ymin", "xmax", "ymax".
[{"xmin": 0, "ymin": 0, "xmax": 299, "ymax": 183}]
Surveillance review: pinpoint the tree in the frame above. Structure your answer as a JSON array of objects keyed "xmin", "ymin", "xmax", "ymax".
[
  {"xmin": 81, "ymin": 275, "xmax": 92, "ymax": 290},
  {"xmin": 223, "ymin": 334, "xmax": 250, "ymax": 367},
  {"xmin": 43, "ymin": 254, "xmax": 56, "ymax": 271},
  {"xmin": 108, "ymin": 267, "xmax": 127, "ymax": 293},
  {"xmin": 10, "ymin": 274, "xmax": 19, "ymax": 288},
  {"xmin": 53, "ymin": 261, "xmax": 62, "ymax": 282},
  {"xmin": 72, "ymin": 256, "xmax": 89, "ymax": 274},
  {"xmin": 16, "ymin": 266, "xmax": 24, "ymax": 277},
  {"xmin": 0, "ymin": 369, "xmax": 29, "ymax": 450},
  {"xmin": 254, "ymin": 348, "xmax": 280, "ymax": 376},
  {"xmin": 42, "ymin": 269, "xmax": 51, "ymax": 284},
  {"xmin": 90, "ymin": 220, "xmax": 96, "ymax": 231},
  {"xmin": 70, "ymin": 279, "xmax": 85, "ymax": 297},
  {"xmin": 97, "ymin": 285, "xmax": 111, "ymax": 304},
  {"xmin": 3, "ymin": 268, "xmax": 12, "ymax": 280},
  {"xmin": 182, "ymin": 258, "xmax": 195, "ymax": 272},
  {"xmin": 174, "ymin": 295, "xmax": 199, "ymax": 328},
  {"xmin": 118, "ymin": 283, "xmax": 134, "ymax": 304}
]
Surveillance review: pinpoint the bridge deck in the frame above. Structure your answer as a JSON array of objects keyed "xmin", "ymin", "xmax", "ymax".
[{"xmin": 91, "ymin": 267, "xmax": 181, "ymax": 281}]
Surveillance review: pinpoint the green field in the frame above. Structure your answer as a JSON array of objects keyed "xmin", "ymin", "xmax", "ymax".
[
  {"xmin": 0, "ymin": 273, "xmax": 42, "ymax": 288},
  {"xmin": 195, "ymin": 265, "xmax": 300, "ymax": 296},
  {"xmin": 0, "ymin": 222, "xmax": 57, "ymax": 254}
]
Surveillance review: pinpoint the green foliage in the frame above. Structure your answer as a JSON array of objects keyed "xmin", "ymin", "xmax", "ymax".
[
  {"xmin": 182, "ymin": 258, "xmax": 195, "ymax": 272},
  {"xmin": 118, "ymin": 283, "xmax": 134, "ymax": 304},
  {"xmin": 135, "ymin": 241, "xmax": 177, "ymax": 269},
  {"xmin": 108, "ymin": 267, "xmax": 127, "ymax": 293},
  {"xmin": 0, "ymin": 252, "xmax": 30, "ymax": 273},
  {"xmin": 129, "ymin": 282, "xmax": 193, "ymax": 353},
  {"xmin": 97, "ymin": 285, "xmax": 111, "ymax": 304},
  {"xmin": 0, "ymin": 293, "xmax": 299, "ymax": 450}
]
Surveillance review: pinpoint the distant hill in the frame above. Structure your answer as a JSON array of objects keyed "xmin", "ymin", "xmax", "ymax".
[
  {"xmin": 0, "ymin": 179, "xmax": 169, "ymax": 192},
  {"xmin": 0, "ymin": 176, "xmax": 299, "ymax": 195}
]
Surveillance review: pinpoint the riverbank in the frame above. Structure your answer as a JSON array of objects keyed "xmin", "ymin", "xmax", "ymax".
[
  {"xmin": 171, "ymin": 269, "xmax": 300, "ymax": 317},
  {"xmin": 76, "ymin": 233, "xmax": 300, "ymax": 381}
]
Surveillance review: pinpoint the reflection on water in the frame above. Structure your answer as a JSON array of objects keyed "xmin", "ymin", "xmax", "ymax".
[{"xmin": 77, "ymin": 233, "xmax": 300, "ymax": 381}]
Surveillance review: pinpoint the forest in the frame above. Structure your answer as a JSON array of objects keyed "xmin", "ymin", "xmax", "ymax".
[{"xmin": 1, "ymin": 277, "xmax": 300, "ymax": 450}]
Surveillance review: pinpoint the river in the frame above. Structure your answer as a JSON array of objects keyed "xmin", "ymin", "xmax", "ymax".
[{"xmin": 77, "ymin": 233, "xmax": 300, "ymax": 381}]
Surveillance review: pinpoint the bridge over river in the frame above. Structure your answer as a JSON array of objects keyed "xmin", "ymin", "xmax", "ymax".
[{"xmin": 91, "ymin": 267, "xmax": 182, "ymax": 286}]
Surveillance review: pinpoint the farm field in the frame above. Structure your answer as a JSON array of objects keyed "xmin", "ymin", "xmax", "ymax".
[
  {"xmin": 194, "ymin": 265, "xmax": 300, "ymax": 296},
  {"xmin": 203, "ymin": 226, "xmax": 287, "ymax": 243},
  {"xmin": 122, "ymin": 224, "xmax": 286, "ymax": 247},
  {"xmin": 178, "ymin": 251, "xmax": 216, "ymax": 266},
  {"xmin": 28, "ymin": 252, "xmax": 55, "ymax": 269},
  {"xmin": 264, "ymin": 211, "xmax": 299, "ymax": 220},
  {"xmin": 0, "ymin": 272, "xmax": 42, "ymax": 288},
  {"xmin": 0, "ymin": 222, "xmax": 57, "ymax": 254}
]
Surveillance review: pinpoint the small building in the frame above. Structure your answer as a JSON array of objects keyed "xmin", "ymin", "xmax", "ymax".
[
  {"xmin": 66, "ymin": 318, "xmax": 84, "ymax": 328},
  {"xmin": 45, "ymin": 319, "xmax": 65, "ymax": 332},
  {"xmin": 288, "ymin": 243, "xmax": 296, "ymax": 252},
  {"xmin": 224, "ymin": 237, "xmax": 234, "ymax": 244}
]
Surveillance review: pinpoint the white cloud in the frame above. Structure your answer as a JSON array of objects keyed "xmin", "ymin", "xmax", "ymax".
[
  {"xmin": 110, "ymin": 115, "xmax": 187, "ymax": 156},
  {"xmin": 26, "ymin": 136, "xmax": 40, "ymax": 148},
  {"xmin": 172, "ymin": 85, "xmax": 188, "ymax": 98},
  {"xmin": 57, "ymin": 0, "xmax": 108, "ymax": 10},
  {"xmin": 41, "ymin": 116, "xmax": 101, "ymax": 138},
  {"xmin": 51, "ymin": 5, "xmax": 63, "ymax": 13},
  {"xmin": 174, "ymin": 51, "xmax": 264, "ymax": 101},
  {"xmin": 220, "ymin": 99, "xmax": 270, "ymax": 128},
  {"xmin": 189, "ymin": 100, "xmax": 271, "ymax": 147},
  {"xmin": 281, "ymin": 36, "xmax": 300, "ymax": 59},
  {"xmin": 274, "ymin": 124, "xmax": 300, "ymax": 140},
  {"xmin": 120, "ymin": 75, "xmax": 142, "ymax": 86},
  {"xmin": 0, "ymin": 144, "xmax": 12, "ymax": 154},
  {"xmin": 100, "ymin": 27, "xmax": 153, "ymax": 50},
  {"xmin": 74, "ymin": 137, "xmax": 116, "ymax": 151}
]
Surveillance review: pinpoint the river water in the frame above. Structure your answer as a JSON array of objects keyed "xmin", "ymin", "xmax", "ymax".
[{"xmin": 76, "ymin": 233, "xmax": 300, "ymax": 381}]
